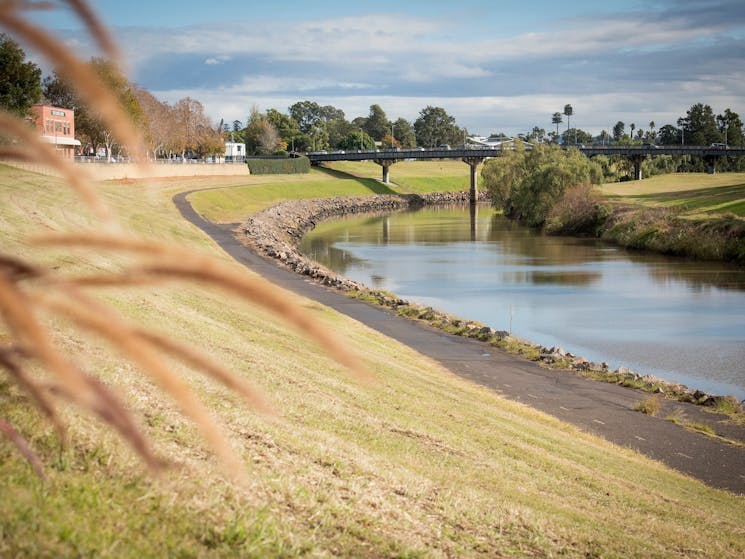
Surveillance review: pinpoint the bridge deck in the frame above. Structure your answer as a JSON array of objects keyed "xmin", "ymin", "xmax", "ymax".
[{"xmin": 305, "ymin": 145, "xmax": 745, "ymax": 164}]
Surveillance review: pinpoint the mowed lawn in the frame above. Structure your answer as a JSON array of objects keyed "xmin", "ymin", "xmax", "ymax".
[
  {"xmin": 600, "ymin": 172, "xmax": 745, "ymax": 217},
  {"xmin": 1, "ymin": 164, "xmax": 744, "ymax": 558},
  {"xmin": 189, "ymin": 160, "xmax": 473, "ymax": 223}
]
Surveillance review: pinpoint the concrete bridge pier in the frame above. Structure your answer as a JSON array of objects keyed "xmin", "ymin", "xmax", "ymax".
[
  {"xmin": 630, "ymin": 154, "xmax": 645, "ymax": 181},
  {"xmin": 462, "ymin": 157, "xmax": 485, "ymax": 202},
  {"xmin": 704, "ymin": 155, "xmax": 718, "ymax": 174},
  {"xmin": 373, "ymin": 159, "xmax": 396, "ymax": 183}
]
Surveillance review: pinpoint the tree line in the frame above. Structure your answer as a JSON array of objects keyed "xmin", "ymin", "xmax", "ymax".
[
  {"xmin": 2, "ymin": 32, "xmax": 743, "ymax": 167},
  {"xmin": 226, "ymin": 101, "xmax": 466, "ymax": 156}
]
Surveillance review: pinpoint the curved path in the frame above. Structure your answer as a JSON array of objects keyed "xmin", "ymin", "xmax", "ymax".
[{"xmin": 174, "ymin": 191, "xmax": 745, "ymax": 494}]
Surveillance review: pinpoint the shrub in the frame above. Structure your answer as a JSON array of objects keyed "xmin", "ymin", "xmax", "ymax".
[
  {"xmin": 634, "ymin": 396, "xmax": 662, "ymax": 416},
  {"xmin": 246, "ymin": 156, "xmax": 310, "ymax": 174},
  {"xmin": 481, "ymin": 143, "xmax": 603, "ymax": 227},
  {"xmin": 544, "ymin": 183, "xmax": 610, "ymax": 235}
]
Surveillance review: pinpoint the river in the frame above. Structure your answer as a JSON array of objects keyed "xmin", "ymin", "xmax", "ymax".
[{"xmin": 299, "ymin": 204, "xmax": 745, "ymax": 400}]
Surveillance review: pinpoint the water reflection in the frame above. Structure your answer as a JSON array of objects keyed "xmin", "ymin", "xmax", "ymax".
[{"xmin": 300, "ymin": 203, "xmax": 745, "ymax": 398}]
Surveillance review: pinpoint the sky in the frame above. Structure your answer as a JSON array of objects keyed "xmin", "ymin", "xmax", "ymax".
[{"xmin": 21, "ymin": 0, "xmax": 745, "ymax": 136}]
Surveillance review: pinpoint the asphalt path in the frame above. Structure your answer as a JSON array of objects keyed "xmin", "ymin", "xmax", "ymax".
[{"xmin": 174, "ymin": 191, "xmax": 745, "ymax": 494}]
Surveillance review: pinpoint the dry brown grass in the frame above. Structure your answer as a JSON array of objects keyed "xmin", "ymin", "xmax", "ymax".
[{"xmin": 0, "ymin": 0, "xmax": 366, "ymax": 482}]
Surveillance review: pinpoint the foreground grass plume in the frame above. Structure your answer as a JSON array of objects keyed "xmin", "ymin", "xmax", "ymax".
[{"xmin": 0, "ymin": 0, "xmax": 366, "ymax": 481}]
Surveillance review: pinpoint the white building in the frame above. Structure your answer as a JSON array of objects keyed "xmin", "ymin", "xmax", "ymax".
[{"xmin": 225, "ymin": 142, "xmax": 245, "ymax": 161}]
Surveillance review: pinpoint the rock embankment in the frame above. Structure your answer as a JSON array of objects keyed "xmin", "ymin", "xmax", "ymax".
[{"xmin": 240, "ymin": 191, "xmax": 485, "ymax": 290}]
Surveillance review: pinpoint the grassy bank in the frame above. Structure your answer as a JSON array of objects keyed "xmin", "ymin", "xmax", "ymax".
[
  {"xmin": 2, "ymin": 164, "xmax": 745, "ymax": 557},
  {"xmin": 190, "ymin": 161, "xmax": 469, "ymax": 224},
  {"xmin": 597, "ymin": 173, "xmax": 745, "ymax": 263}
]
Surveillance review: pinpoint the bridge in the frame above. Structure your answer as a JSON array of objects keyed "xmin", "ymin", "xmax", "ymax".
[{"xmin": 305, "ymin": 145, "xmax": 745, "ymax": 200}]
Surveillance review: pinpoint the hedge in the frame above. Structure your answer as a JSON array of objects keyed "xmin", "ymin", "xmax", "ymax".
[{"xmin": 246, "ymin": 156, "xmax": 310, "ymax": 174}]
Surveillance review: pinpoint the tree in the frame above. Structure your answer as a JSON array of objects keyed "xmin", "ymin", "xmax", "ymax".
[
  {"xmin": 132, "ymin": 85, "xmax": 175, "ymax": 159},
  {"xmin": 289, "ymin": 100, "xmax": 323, "ymax": 134},
  {"xmin": 482, "ymin": 142, "xmax": 602, "ymax": 227},
  {"xmin": 338, "ymin": 130, "xmax": 376, "ymax": 151},
  {"xmin": 266, "ymin": 108, "xmax": 302, "ymax": 150},
  {"xmin": 647, "ymin": 121, "xmax": 656, "ymax": 142},
  {"xmin": 551, "ymin": 112, "xmax": 563, "ymax": 139},
  {"xmin": 43, "ymin": 58, "xmax": 144, "ymax": 158},
  {"xmin": 612, "ymin": 121, "xmax": 625, "ymax": 141},
  {"xmin": 393, "ymin": 117, "xmax": 416, "ymax": 148},
  {"xmin": 0, "ymin": 33, "xmax": 42, "ymax": 116},
  {"xmin": 629, "ymin": 123, "xmax": 636, "ymax": 141},
  {"xmin": 717, "ymin": 108, "xmax": 743, "ymax": 146},
  {"xmin": 561, "ymin": 128, "xmax": 592, "ymax": 146},
  {"xmin": 657, "ymin": 124, "xmax": 680, "ymax": 145},
  {"xmin": 363, "ymin": 104, "xmax": 390, "ymax": 141},
  {"xmin": 678, "ymin": 103, "xmax": 720, "ymax": 145},
  {"xmin": 563, "ymin": 104, "xmax": 573, "ymax": 134},
  {"xmin": 173, "ymin": 97, "xmax": 218, "ymax": 158},
  {"xmin": 413, "ymin": 106, "xmax": 461, "ymax": 147},
  {"xmin": 528, "ymin": 126, "xmax": 546, "ymax": 142}
]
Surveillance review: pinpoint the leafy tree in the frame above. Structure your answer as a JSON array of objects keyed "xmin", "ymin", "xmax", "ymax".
[
  {"xmin": 287, "ymin": 100, "xmax": 347, "ymax": 150},
  {"xmin": 393, "ymin": 117, "xmax": 416, "ymax": 148},
  {"xmin": 42, "ymin": 72, "xmax": 77, "ymax": 109},
  {"xmin": 657, "ymin": 124, "xmax": 680, "ymax": 145},
  {"xmin": 0, "ymin": 33, "xmax": 42, "ymax": 116},
  {"xmin": 326, "ymin": 117, "xmax": 354, "ymax": 149},
  {"xmin": 338, "ymin": 130, "xmax": 376, "ymax": 150},
  {"xmin": 482, "ymin": 142, "xmax": 602, "ymax": 227},
  {"xmin": 43, "ymin": 58, "xmax": 143, "ymax": 158},
  {"xmin": 363, "ymin": 104, "xmax": 390, "ymax": 141},
  {"xmin": 551, "ymin": 112, "xmax": 563, "ymax": 139},
  {"xmin": 677, "ymin": 103, "xmax": 721, "ymax": 145},
  {"xmin": 612, "ymin": 121, "xmax": 625, "ymax": 141},
  {"xmin": 561, "ymin": 128, "xmax": 592, "ymax": 146},
  {"xmin": 413, "ymin": 106, "xmax": 461, "ymax": 147},
  {"xmin": 528, "ymin": 126, "xmax": 546, "ymax": 142},
  {"xmin": 266, "ymin": 108, "xmax": 303, "ymax": 150},
  {"xmin": 717, "ymin": 108, "xmax": 744, "ymax": 146}
]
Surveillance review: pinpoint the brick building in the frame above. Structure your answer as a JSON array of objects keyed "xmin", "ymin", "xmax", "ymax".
[{"xmin": 31, "ymin": 104, "xmax": 81, "ymax": 159}]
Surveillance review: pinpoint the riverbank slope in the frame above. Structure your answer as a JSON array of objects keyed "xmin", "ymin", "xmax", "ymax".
[{"xmin": 2, "ymin": 165, "xmax": 744, "ymax": 557}]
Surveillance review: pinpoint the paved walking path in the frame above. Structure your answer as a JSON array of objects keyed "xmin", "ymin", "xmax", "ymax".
[{"xmin": 174, "ymin": 191, "xmax": 745, "ymax": 494}]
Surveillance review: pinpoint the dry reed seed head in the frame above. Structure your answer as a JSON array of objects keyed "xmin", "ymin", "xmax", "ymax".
[
  {"xmin": 0, "ymin": 112, "xmax": 116, "ymax": 227},
  {"xmin": 37, "ymin": 287, "xmax": 248, "ymax": 482},
  {"xmin": 64, "ymin": 0, "xmax": 121, "ymax": 62},
  {"xmin": 0, "ymin": 253, "xmax": 43, "ymax": 281},
  {"xmin": 32, "ymin": 233, "xmax": 373, "ymax": 383},
  {"xmin": 0, "ymin": 418, "xmax": 46, "ymax": 479},
  {"xmin": 0, "ymin": 346, "xmax": 65, "ymax": 439},
  {"xmin": 135, "ymin": 329, "xmax": 274, "ymax": 415}
]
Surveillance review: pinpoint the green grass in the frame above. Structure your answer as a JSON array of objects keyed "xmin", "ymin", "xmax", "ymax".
[
  {"xmin": 600, "ymin": 172, "xmax": 745, "ymax": 217},
  {"xmin": 189, "ymin": 160, "xmax": 473, "ymax": 223},
  {"xmin": 2, "ymin": 164, "xmax": 745, "ymax": 558}
]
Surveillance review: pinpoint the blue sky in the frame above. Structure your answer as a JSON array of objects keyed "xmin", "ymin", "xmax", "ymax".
[{"xmin": 22, "ymin": 0, "xmax": 745, "ymax": 135}]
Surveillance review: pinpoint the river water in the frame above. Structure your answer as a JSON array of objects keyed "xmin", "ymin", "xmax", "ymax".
[{"xmin": 299, "ymin": 204, "xmax": 745, "ymax": 400}]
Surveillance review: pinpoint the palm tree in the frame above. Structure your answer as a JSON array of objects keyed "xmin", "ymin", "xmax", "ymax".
[
  {"xmin": 563, "ymin": 104, "xmax": 573, "ymax": 134},
  {"xmin": 630, "ymin": 123, "xmax": 636, "ymax": 141},
  {"xmin": 551, "ymin": 112, "xmax": 562, "ymax": 141}
]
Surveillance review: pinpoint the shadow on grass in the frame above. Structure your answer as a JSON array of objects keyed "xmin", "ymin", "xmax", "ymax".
[
  {"xmin": 314, "ymin": 165, "xmax": 397, "ymax": 195},
  {"xmin": 632, "ymin": 184, "xmax": 745, "ymax": 216}
]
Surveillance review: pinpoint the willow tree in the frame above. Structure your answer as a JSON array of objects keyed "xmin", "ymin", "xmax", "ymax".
[{"xmin": 481, "ymin": 142, "xmax": 602, "ymax": 228}]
